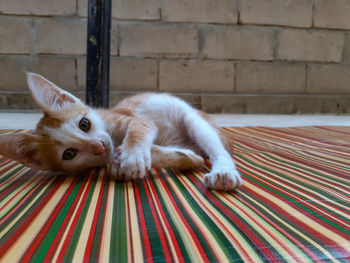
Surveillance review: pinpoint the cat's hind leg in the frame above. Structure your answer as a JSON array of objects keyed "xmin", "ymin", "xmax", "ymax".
[
  {"xmin": 151, "ymin": 145, "xmax": 204, "ymax": 170},
  {"xmin": 109, "ymin": 145, "xmax": 204, "ymax": 180}
]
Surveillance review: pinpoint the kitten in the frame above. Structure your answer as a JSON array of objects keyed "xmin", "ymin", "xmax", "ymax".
[{"xmin": 0, "ymin": 73, "xmax": 242, "ymax": 191}]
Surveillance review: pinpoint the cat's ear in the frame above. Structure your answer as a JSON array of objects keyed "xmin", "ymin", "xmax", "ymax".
[
  {"xmin": 0, "ymin": 132, "xmax": 42, "ymax": 170},
  {"xmin": 26, "ymin": 72, "xmax": 81, "ymax": 113}
]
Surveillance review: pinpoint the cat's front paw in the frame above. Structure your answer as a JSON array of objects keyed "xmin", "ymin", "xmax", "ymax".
[
  {"xmin": 113, "ymin": 147, "xmax": 151, "ymax": 180},
  {"xmin": 108, "ymin": 158, "xmax": 122, "ymax": 180},
  {"xmin": 204, "ymin": 165, "xmax": 242, "ymax": 191}
]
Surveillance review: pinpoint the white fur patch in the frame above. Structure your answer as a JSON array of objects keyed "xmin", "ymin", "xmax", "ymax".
[{"xmin": 136, "ymin": 93, "xmax": 242, "ymax": 190}]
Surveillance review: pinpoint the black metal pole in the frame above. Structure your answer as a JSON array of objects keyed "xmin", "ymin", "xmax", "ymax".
[{"xmin": 86, "ymin": 0, "xmax": 111, "ymax": 108}]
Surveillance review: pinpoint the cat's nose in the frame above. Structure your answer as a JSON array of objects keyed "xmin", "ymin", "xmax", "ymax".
[{"xmin": 92, "ymin": 141, "xmax": 106, "ymax": 155}]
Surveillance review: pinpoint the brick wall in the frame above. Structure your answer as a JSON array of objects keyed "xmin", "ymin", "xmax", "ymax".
[{"xmin": 1, "ymin": 0, "xmax": 350, "ymax": 113}]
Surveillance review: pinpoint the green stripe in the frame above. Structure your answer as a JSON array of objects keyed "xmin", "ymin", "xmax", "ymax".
[
  {"xmin": 110, "ymin": 182, "xmax": 127, "ymax": 262},
  {"xmin": 196, "ymin": 166, "xmax": 282, "ymax": 262},
  {"xmin": 30, "ymin": 176, "xmax": 84, "ymax": 261},
  {"xmin": 136, "ymin": 179, "xmax": 167, "ymax": 262},
  {"xmin": 149, "ymin": 172, "xmax": 192, "ymax": 262},
  {"xmin": 237, "ymin": 157, "xmax": 350, "ymax": 260},
  {"xmin": 0, "ymin": 164, "xmax": 27, "ymax": 185},
  {"xmin": 239, "ymin": 191, "xmax": 328, "ymax": 261},
  {"xmin": 0, "ymin": 174, "xmax": 45, "ymax": 220},
  {"xmin": 213, "ymin": 188, "xmax": 312, "ymax": 263},
  {"xmin": 0, "ymin": 176, "xmax": 63, "ymax": 245},
  {"xmin": 262, "ymin": 153, "xmax": 350, "ymax": 202},
  {"xmin": 156, "ymin": 169, "xmax": 217, "ymax": 262},
  {"xmin": 90, "ymin": 174, "xmax": 110, "ymax": 260},
  {"xmin": 238, "ymin": 154, "xmax": 350, "ymax": 235},
  {"xmin": 267, "ymin": 152, "xmax": 350, "ymax": 191},
  {"xmin": 63, "ymin": 170, "xmax": 99, "ymax": 260},
  {"xmin": 164, "ymin": 169, "xmax": 244, "ymax": 262}
]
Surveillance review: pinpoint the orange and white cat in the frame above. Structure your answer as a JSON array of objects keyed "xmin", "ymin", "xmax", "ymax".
[{"xmin": 0, "ymin": 73, "xmax": 242, "ymax": 191}]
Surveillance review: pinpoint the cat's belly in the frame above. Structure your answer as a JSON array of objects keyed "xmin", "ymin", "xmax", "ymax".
[
  {"xmin": 136, "ymin": 93, "xmax": 199, "ymax": 148},
  {"xmin": 154, "ymin": 124, "xmax": 188, "ymax": 146}
]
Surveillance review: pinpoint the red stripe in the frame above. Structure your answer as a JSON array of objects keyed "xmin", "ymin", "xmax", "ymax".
[
  {"xmin": 235, "ymin": 128, "xmax": 347, "ymax": 173},
  {"xmin": 146, "ymin": 175, "xmax": 185, "ymax": 262},
  {"xmin": 233, "ymin": 193, "xmax": 322, "ymax": 262},
  {"xmin": 134, "ymin": 181, "xmax": 153, "ymax": 262},
  {"xmin": 260, "ymin": 127, "xmax": 350, "ymax": 153},
  {"xmin": 157, "ymin": 171, "xmax": 211, "ymax": 262},
  {"xmin": 254, "ymin": 153, "xmax": 350, "ymax": 224},
  {"xmin": 20, "ymin": 176, "xmax": 79, "ymax": 261},
  {"xmin": 83, "ymin": 171, "xmax": 108, "ymax": 260},
  {"xmin": 180, "ymin": 173, "xmax": 254, "ymax": 262},
  {"xmin": 0, "ymin": 176, "xmax": 64, "ymax": 256},
  {"xmin": 235, "ymin": 138, "xmax": 350, "ymax": 187},
  {"xmin": 0, "ymin": 171, "xmax": 36, "ymax": 200},
  {"xmin": 240, "ymin": 165, "xmax": 341, "ymax": 246},
  {"xmin": 0, "ymin": 170, "xmax": 38, "ymax": 214},
  {"xmin": 242, "ymin": 181, "xmax": 348, "ymax": 257},
  {"xmin": 247, "ymin": 150, "xmax": 349, "ymax": 205},
  {"xmin": 43, "ymin": 175, "xmax": 90, "ymax": 262},
  {"xmin": 142, "ymin": 179, "xmax": 172, "ymax": 261},
  {"xmin": 184, "ymin": 171, "xmax": 276, "ymax": 260},
  {"xmin": 0, "ymin": 159, "xmax": 15, "ymax": 175},
  {"xmin": 265, "ymin": 152, "xmax": 350, "ymax": 196},
  {"xmin": 96, "ymin": 174, "xmax": 110, "ymax": 263},
  {"xmin": 0, "ymin": 162, "xmax": 24, "ymax": 189},
  {"xmin": 317, "ymin": 126, "xmax": 350, "ymax": 136},
  {"xmin": 239, "ymin": 159, "xmax": 350, "ymax": 238},
  {"xmin": 0, "ymin": 174, "xmax": 49, "ymax": 225},
  {"xmin": 56, "ymin": 171, "xmax": 96, "ymax": 261}
]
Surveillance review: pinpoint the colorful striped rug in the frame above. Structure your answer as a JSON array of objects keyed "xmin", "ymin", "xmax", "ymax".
[{"xmin": 0, "ymin": 127, "xmax": 349, "ymax": 262}]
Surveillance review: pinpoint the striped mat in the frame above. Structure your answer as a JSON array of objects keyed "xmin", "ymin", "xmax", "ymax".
[{"xmin": 0, "ymin": 127, "xmax": 350, "ymax": 262}]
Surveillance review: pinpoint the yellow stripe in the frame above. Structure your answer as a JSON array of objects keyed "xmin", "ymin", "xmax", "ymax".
[
  {"xmin": 145, "ymin": 177, "xmax": 180, "ymax": 263},
  {"xmin": 153, "ymin": 170, "xmax": 204, "ymax": 262},
  {"xmin": 240, "ymin": 191, "xmax": 341, "ymax": 263},
  {"xmin": 126, "ymin": 180, "xmax": 144, "ymax": 263},
  {"xmin": 216, "ymin": 192, "xmax": 310, "ymax": 262},
  {"xmin": 72, "ymin": 173, "xmax": 103, "ymax": 261},
  {"xmin": 0, "ymin": 172, "xmax": 42, "ymax": 218},
  {"xmin": 179, "ymin": 173, "xmax": 263, "ymax": 263},
  {"xmin": 245, "ymin": 180, "xmax": 350, "ymax": 253},
  {"xmin": 266, "ymin": 151, "xmax": 350, "ymax": 193},
  {"xmin": 0, "ymin": 164, "xmax": 27, "ymax": 191},
  {"xmin": 52, "ymin": 173, "xmax": 94, "ymax": 261},
  {"xmin": 166, "ymin": 173, "xmax": 229, "ymax": 262},
  {"xmin": 254, "ymin": 153, "xmax": 350, "ymax": 217},
  {"xmin": 239, "ymin": 154, "xmax": 350, "ymax": 221},
  {"xmin": 2, "ymin": 176, "xmax": 72, "ymax": 262},
  {"xmin": 99, "ymin": 177, "xmax": 114, "ymax": 262},
  {"xmin": 0, "ymin": 181, "xmax": 32, "ymax": 217},
  {"xmin": 0, "ymin": 176, "xmax": 55, "ymax": 240},
  {"xmin": 232, "ymin": 127, "xmax": 350, "ymax": 173},
  {"xmin": 125, "ymin": 182, "xmax": 132, "ymax": 262}
]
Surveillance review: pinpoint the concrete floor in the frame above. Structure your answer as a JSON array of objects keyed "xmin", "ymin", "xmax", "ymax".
[{"xmin": 1, "ymin": 112, "xmax": 350, "ymax": 129}]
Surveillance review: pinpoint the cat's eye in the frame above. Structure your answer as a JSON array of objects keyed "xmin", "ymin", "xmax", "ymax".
[
  {"xmin": 62, "ymin": 148, "xmax": 78, "ymax": 160},
  {"xmin": 79, "ymin": 118, "xmax": 90, "ymax": 132}
]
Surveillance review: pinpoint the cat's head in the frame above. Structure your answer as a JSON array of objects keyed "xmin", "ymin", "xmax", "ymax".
[{"xmin": 0, "ymin": 73, "xmax": 114, "ymax": 172}]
